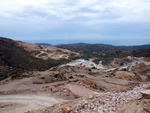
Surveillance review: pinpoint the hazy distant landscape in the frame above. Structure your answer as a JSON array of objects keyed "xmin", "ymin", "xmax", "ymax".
[{"xmin": 0, "ymin": 0, "xmax": 150, "ymax": 113}]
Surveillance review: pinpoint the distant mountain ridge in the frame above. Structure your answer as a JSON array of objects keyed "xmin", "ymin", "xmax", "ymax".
[
  {"xmin": 57, "ymin": 43, "xmax": 150, "ymax": 51},
  {"xmin": 35, "ymin": 43, "xmax": 52, "ymax": 46},
  {"xmin": 118, "ymin": 44, "xmax": 150, "ymax": 51},
  {"xmin": 35, "ymin": 42, "xmax": 150, "ymax": 51}
]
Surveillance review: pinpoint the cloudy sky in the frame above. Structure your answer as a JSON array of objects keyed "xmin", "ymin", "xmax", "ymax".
[{"xmin": 0, "ymin": 0, "xmax": 150, "ymax": 45}]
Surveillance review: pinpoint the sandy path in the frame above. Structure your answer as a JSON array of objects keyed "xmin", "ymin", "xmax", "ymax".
[{"xmin": 0, "ymin": 95, "xmax": 62, "ymax": 113}]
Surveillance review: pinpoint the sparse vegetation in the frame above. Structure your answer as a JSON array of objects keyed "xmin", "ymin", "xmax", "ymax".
[
  {"xmin": 58, "ymin": 43, "xmax": 150, "ymax": 65},
  {"xmin": 11, "ymin": 73, "xmax": 21, "ymax": 80}
]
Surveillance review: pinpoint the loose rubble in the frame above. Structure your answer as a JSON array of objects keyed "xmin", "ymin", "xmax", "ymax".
[
  {"xmin": 60, "ymin": 59, "xmax": 105, "ymax": 69},
  {"xmin": 61, "ymin": 83, "xmax": 150, "ymax": 113}
]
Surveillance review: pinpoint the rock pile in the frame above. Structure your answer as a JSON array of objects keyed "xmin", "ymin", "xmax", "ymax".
[{"xmin": 64, "ymin": 83, "xmax": 150, "ymax": 113}]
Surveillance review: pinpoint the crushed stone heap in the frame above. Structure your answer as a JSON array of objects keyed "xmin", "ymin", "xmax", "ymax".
[{"xmin": 53, "ymin": 83, "xmax": 150, "ymax": 113}]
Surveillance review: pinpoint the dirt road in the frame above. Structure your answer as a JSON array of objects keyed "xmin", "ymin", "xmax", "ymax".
[{"xmin": 0, "ymin": 95, "xmax": 62, "ymax": 113}]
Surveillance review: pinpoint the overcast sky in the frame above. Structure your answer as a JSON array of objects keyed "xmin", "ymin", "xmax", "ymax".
[{"xmin": 0, "ymin": 0, "xmax": 150, "ymax": 45}]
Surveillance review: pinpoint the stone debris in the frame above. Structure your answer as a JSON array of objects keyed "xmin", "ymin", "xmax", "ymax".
[
  {"xmin": 65, "ymin": 83, "xmax": 150, "ymax": 113},
  {"xmin": 89, "ymin": 95, "xmax": 93, "ymax": 99},
  {"xmin": 60, "ymin": 59, "xmax": 105, "ymax": 69}
]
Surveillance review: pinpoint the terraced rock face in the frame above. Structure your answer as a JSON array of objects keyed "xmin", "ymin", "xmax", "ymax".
[
  {"xmin": 22, "ymin": 56, "xmax": 150, "ymax": 113},
  {"xmin": 16, "ymin": 41, "xmax": 80, "ymax": 60}
]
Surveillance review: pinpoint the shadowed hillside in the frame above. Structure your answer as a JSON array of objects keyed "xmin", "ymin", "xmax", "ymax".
[{"xmin": 0, "ymin": 37, "xmax": 70, "ymax": 80}]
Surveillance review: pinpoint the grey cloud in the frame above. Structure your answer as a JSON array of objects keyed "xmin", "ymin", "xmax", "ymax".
[
  {"xmin": 0, "ymin": 0, "xmax": 150, "ymax": 44},
  {"xmin": 22, "ymin": 6, "xmax": 48, "ymax": 17},
  {"xmin": 6, "ymin": 5, "xmax": 60, "ymax": 21},
  {"xmin": 76, "ymin": 7, "xmax": 99, "ymax": 13}
]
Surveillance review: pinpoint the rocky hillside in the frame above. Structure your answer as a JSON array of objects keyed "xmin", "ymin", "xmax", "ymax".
[
  {"xmin": 0, "ymin": 37, "xmax": 80, "ymax": 80},
  {"xmin": 16, "ymin": 41, "xmax": 80, "ymax": 60}
]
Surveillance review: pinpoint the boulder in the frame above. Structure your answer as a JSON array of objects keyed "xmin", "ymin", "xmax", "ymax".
[
  {"xmin": 63, "ymin": 106, "xmax": 72, "ymax": 113},
  {"xmin": 140, "ymin": 90, "xmax": 150, "ymax": 99},
  {"xmin": 89, "ymin": 95, "xmax": 93, "ymax": 99}
]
